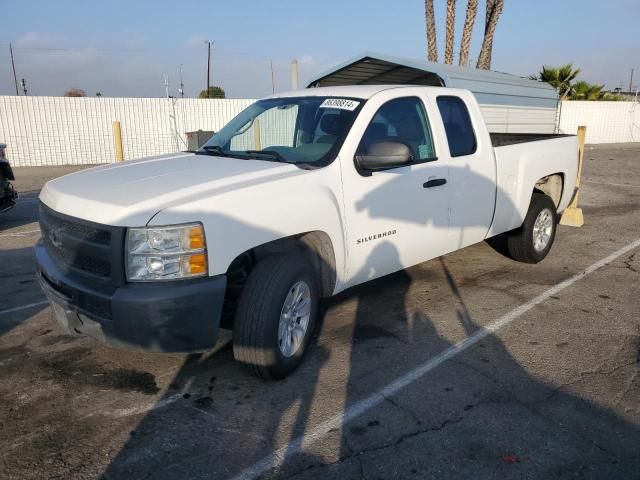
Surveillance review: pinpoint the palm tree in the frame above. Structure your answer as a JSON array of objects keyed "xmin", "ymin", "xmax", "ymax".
[
  {"xmin": 459, "ymin": 0, "xmax": 478, "ymax": 67},
  {"xmin": 425, "ymin": 0, "xmax": 438, "ymax": 62},
  {"xmin": 444, "ymin": 0, "xmax": 457, "ymax": 64},
  {"xmin": 476, "ymin": 0, "xmax": 504, "ymax": 70},
  {"xmin": 538, "ymin": 64, "xmax": 581, "ymax": 98},
  {"xmin": 572, "ymin": 81, "xmax": 604, "ymax": 100}
]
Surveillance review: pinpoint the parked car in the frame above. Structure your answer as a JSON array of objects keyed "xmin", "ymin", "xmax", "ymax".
[
  {"xmin": 35, "ymin": 85, "xmax": 578, "ymax": 379},
  {"xmin": 0, "ymin": 144, "xmax": 18, "ymax": 213}
]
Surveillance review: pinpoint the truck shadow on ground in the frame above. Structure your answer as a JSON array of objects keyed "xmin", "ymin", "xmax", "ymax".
[{"xmin": 101, "ymin": 241, "xmax": 640, "ymax": 479}]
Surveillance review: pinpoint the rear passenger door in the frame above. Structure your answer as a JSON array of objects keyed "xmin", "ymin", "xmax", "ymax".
[{"xmin": 435, "ymin": 94, "xmax": 496, "ymax": 249}]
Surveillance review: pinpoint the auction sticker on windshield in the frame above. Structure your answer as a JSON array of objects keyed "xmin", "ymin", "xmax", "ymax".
[{"xmin": 319, "ymin": 98, "xmax": 360, "ymax": 111}]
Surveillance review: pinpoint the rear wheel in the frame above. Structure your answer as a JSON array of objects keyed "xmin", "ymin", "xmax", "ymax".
[
  {"xmin": 507, "ymin": 193, "xmax": 558, "ymax": 263},
  {"xmin": 232, "ymin": 253, "xmax": 318, "ymax": 379}
]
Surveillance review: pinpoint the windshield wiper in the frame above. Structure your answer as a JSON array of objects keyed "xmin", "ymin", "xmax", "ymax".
[
  {"xmin": 244, "ymin": 150, "xmax": 291, "ymax": 163},
  {"xmin": 199, "ymin": 145, "xmax": 227, "ymax": 156}
]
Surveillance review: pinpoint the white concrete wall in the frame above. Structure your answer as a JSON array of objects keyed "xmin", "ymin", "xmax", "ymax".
[
  {"xmin": 0, "ymin": 96, "xmax": 253, "ymax": 167},
  {"xmin": 558, "ymin": 101, "xmax": 640, "ymax": 144},
  {"xmin": 2, "ymin": 96, "xmax": 640, "ymax": 167}
]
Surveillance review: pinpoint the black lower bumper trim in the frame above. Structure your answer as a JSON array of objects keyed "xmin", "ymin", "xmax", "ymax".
[{"xmin": 35, "ymin": 243, "xmax": 226, "ymax": 353}]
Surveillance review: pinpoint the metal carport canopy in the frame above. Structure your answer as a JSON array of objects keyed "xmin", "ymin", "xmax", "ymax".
[{"xmin": 306, "ymin": 52, "xmax": 558, "ymax": 109}]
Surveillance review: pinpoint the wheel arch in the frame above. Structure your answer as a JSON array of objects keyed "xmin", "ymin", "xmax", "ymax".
[
  {"xmin": 533, "ymin": 172, "xmax": 564, "ymax": 208},
  {"xmin": 220, "ymin": 230, "xmax": 337, "ymax": 328}
]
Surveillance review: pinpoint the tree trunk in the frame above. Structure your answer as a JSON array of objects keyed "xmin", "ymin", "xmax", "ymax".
[
  {"xmin": 476, "ymin": 0, "xmax": 504, "ymax": 70},
  {"xmin": 444, "ymin": 0, "xmax": 456, "ymax": 64},
  {"xmin": 425, "ymin": 0, "xmax": 438, "ymax": 62},
  {"xmin": 459, "ymin": 0, "xmax": 477, "ymax": 67}
]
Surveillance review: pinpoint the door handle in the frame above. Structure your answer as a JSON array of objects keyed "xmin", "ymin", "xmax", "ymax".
[{"xmin": 423, "ymin": 178, "xmax": 447, "ymax": 188}]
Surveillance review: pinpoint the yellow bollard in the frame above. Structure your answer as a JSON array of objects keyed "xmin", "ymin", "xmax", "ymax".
[
  {"xmin": 113, "ymin": 121, "xmax": 124, "ymax": 162},
  {"xmin": 559, "ymin": 125, "xmax": 586, "ymax": 227},
  {"xmin": 253, "ymin": 119, "xmax": 262, "ymax": 151}
]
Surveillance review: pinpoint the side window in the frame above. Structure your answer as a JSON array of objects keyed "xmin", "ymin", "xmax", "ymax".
[
  {"xmin": 357, "ymin": 97, "xmax": 436, "ymax": 162},
  {"xmin": 436, "ymin": 96, "xmax": 477, "ymax": 157}
]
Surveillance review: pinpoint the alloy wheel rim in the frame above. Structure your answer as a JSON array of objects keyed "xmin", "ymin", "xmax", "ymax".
[
  {"xmin": 278, "ymin": 280, "xmax": 311, "ymax": 358},
  {"xmin": 533, "ymin": 208, "xmax": 554, "ymax": 252}
]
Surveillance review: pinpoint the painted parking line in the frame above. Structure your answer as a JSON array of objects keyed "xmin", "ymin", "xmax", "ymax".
[
  {"xmin": 0, "ymin": 300, "xmax": 48, "ymax": 317},
  {"xmin": 0, "ymin": 228, "xmax": 41, "ymax": 238},
  {"xmin": 233, "ymin": 238, "xmax": 640, "ymax": 480}
]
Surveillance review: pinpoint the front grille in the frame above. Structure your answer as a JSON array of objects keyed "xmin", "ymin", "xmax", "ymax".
[
  {"xmin": 45, "ymin": 239, "xmax": 111, "ymax": 277},
  {"xmin": 39, "ymin": 203, "xmax": 125, "ymax": 285},
  {"xmin": 42, "ymin": 207, "xmax": 111, "ymax": 245}
]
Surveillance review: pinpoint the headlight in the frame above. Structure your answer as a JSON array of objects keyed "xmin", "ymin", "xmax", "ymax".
[{"xmin": 126, "ymin": 223, "xmax": 207, "ymax": 281}]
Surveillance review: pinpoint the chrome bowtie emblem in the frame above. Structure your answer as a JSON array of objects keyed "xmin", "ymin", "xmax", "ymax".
[{"xmin": 49, "ymin": 227, "xmax": 63, "ymax": 248}]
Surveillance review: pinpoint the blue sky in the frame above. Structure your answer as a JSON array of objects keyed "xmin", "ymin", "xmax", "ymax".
[{"xmin": 1, "ymin": 0, "xmax": 638, "ymax": 98}]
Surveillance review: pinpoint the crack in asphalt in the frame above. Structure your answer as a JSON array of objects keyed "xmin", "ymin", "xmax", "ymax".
[
  {"xmin": 614, "ymin": 364, "xmax": 639, "ymax": 408},
  {"xmin": 299, "ymin": 414, "xmax": 466, "ymax": 473},
  {"xmin": 384, "ymin": 396, "xmax": 422, "ymax": 426},
  {"xmin": 623, "ymin": 252, "xmax": 638, "ymax": 274},
  {"xmin": 548, "ymin": 360, "xmax": 638, "ymax": 394}
]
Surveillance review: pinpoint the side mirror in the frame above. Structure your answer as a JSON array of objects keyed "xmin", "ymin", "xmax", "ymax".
[{"xmin": 355, "ymin": 141, "xmax": 413, "ymax": 174}]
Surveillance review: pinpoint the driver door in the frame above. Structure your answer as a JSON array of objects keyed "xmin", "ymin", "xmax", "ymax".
[{"xmin": 340, "ymin": 94, "xmax": 451, "ymax": 287}]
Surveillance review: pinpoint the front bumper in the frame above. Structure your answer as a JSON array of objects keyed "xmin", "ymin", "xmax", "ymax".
[{"xmin": 35, "ymin": 243, "xmax": 227, "ymax": 352}]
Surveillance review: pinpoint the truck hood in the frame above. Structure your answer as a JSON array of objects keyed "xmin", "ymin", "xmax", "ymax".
[{"xmin": 40, "ymin": 152, "xmax": 304, "ymax": 226}]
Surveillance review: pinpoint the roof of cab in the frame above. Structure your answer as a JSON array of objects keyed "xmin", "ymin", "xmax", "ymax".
[{"xmin": 304, "ymin": 52, "xmax": 558, "ymax": 108}]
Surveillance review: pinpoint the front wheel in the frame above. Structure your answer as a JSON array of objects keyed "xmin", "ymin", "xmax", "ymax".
[
  {"xmin": 507, "ymin": 193, "xmax": 558, "ymax": 263},
  {"xmin": 232, "ymin": 253, "xmax": 318, "ymax": 380}
]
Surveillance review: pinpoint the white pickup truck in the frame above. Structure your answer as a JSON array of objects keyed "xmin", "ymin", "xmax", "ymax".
[{"xmin": 36, "ymin": 85, "xmax": 578, "ymax": 379}]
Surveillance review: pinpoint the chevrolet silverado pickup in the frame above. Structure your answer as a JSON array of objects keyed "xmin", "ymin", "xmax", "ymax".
[{"xmin": 36, "ymin": 85, "xmax": 578, "ymax": 379}]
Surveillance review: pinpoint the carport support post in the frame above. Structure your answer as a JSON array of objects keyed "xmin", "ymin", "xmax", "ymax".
[
  {"xmin": 113, "ymin": 121, "xmax": 124, "ymax": 162},
  {"xmin": 560, "ymin": 125, "xmax": 586, "ymax": 227}
]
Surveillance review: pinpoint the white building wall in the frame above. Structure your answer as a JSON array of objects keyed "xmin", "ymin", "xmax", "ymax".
[
  {"xmin": 0, "ymin": 96, "xmax": 253, "ymax": 167},
  {"xmin": 558, "ymin": 101, "xmax": 640, "ymax": 144}
]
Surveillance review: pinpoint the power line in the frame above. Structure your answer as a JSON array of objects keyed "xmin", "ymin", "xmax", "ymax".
[
  {"xmin": 4, "ymin": 44, "xmax": 283, "ymax": 61},
  {"xmin": 8, "ymin": 46, "xmax": 186, "ymax": 53}
]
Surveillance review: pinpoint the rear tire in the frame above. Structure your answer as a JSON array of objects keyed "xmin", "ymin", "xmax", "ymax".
[
  {"xmin": 232, "ymin": 253, "xmax": 318, "ymax": 380},
  {"xmin": 507, "ymin": 193, "xmax": 558, "ymax": 263}
]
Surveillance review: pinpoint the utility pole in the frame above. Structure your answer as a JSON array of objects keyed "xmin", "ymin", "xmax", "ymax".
[
  {"xmin": 629, "ymin": 68, "xmax": 635, "ymax": 94},
  {"xmin": 206, "ymin": 40, "xmax": 213, "ymax": 98},
  {"xmin": 178, "ymin": 64, "xmax": 184, "ymax": 98},
  {"xmin": 290, "ymin": 59, "xmax": 299, "ymax": 90},
  {"xmin": 270, "ymin": 59, "xmax": 275, "ymax": 94},
  {"xmin": 20, "ymin": 78, "xmax": 27, "ymax": 96},
  {"xmin": 9, "ymin": 43, "xmax": 19, "ymax": 95}
]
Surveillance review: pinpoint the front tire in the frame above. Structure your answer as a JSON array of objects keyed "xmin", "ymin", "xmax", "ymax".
[
  {"xmin": 507, "ymin": 193, "xmax": 558, "ymax": 263},
  {"xmin": 232, "ymin": 253, "xmax": 318, "ymax": 380}
]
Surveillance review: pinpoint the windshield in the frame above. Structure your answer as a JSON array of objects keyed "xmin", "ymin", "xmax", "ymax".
[{"xmin": 199, "ymin": 96, "xmax": 364, "ymax": 167}]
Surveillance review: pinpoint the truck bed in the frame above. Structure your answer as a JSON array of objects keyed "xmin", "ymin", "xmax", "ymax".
[
  {"xmin": 490, "ymin": 132, "xmax": 573, "ymax": 148},
  {"xmin": 488, "ymin": 134, "xmax": 579, "ymax": 238}
]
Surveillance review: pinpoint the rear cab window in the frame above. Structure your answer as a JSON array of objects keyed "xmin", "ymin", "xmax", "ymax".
[{"xmin": 436, "ymin": 96, "xmax": 477, "ymax": 157}]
